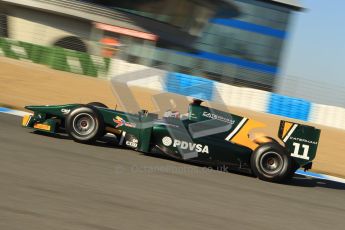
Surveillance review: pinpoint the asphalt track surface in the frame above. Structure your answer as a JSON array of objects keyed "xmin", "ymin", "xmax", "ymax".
[{"xmin": 1, "ymin": 113, "xmax": 345, "ymax": 230}]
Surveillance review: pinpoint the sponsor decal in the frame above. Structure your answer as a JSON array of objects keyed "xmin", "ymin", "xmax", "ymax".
[
  {"xmin": 113, "ymin": 116, "xmax": 136, "ymax": 128},
  {"xmin": 202, "ymin": 112, "xmax": 235, "ymax": 124},
  {"xmin": 126, "ymin": 138, "xmax": 138, "ymax": 148},
  {"xmin": 289, "ymin": 137, "xmax": 318, "ymax": 145},
  {"xmin": 162, "ymin": 136, "xmax": 209, "ymax": 154},
  {"xmin": 61, "ymin": 109, "xmax": 71, "ymax": 114},
  {"xmin": 162, "ymin": 136, "xmax": 173, "ymax": 146},
  {"xmin": 34, "ymin": 123, "xmax": 51, "ymax": 131}
]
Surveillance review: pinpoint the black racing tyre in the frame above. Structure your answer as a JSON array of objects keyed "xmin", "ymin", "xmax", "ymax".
[
  {"xmin": 65, "ymin": 106, "xmax": 104, "ymax": 143},
  {"xmin": 86, "ymin": 102, "xmax": 109, "ymax": 136},
  {"xmin": 251, "ymin": 142, "xmax": 296, "ymax": 182},
  {"xmin": 87, "ymin": 102, "xmax": 108, "ymax": 108}
]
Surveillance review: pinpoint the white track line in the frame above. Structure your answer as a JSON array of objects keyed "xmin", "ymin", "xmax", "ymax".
[{"xmin": 0, "ymin": 107, "xmax": 31, "ymax": 116}]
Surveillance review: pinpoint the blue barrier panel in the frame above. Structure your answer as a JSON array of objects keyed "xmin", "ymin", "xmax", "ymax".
[
  {"xmin": 0, "ymin": 107, "xmax": 11, "ymax": 113},
  {"xmin": 164, "ymin": 72, "xmax": 214, "ymax": 101},
  {"xmin": 267, "ymin": 93, "xmax": 311, "ymax": 121}
]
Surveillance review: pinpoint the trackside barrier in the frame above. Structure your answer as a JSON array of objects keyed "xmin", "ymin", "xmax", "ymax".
[
  {"xmin": 165, "ymin": 72, "xmax": 214, "ymax": 101},
  {"xmin": 0, "ymin": 37, "xmax": 110, "ymax": 77},
  {"xmin": 213, "ymin": 82, "xmax": 270, "ymax": 112},
  {"xmin": 109, "ymin": 60, "xmax": 345, "ymax": 130},
  {"xmin": 310, "ymin": 104, "xmax": 345, "ymax": 130},
  {"xmin": 268, "ymin": 93, "xmax": 311, "ymax": 121},
  {"xmin": 1, "ymin": 38, "xmax": 345, "ymax": 130}
]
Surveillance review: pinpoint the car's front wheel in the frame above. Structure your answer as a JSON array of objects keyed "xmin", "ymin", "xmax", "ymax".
[
  {"xmin": 251, "ymin": 142, "xmax": 297, "ymax": 182},
  {"xmin": 65, "ymin": 106, "xmax": 104, "ymax": 143}
]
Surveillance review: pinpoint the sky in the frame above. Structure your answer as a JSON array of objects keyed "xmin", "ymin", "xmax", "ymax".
[{"xmin": 278, "ymin": 0, "xmax": 345, "ymax": 106}]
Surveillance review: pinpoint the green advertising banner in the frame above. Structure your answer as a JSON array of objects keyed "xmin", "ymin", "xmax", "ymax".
[{"xmin": 0, "ymin": 37, "xmax": 111, "ymax": 77}]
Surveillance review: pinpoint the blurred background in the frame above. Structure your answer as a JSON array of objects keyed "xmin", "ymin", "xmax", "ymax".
[
  {"xmin": 0, "ymin": 0, "xmax": 344, "ymax": 120},
  {"xmin": 0, "ymin": 0, "xmax": 300, "ymax": 90}
]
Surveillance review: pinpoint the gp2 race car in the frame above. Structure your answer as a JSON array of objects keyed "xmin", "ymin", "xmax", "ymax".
[{"xmin": 22, "ymin": 100, "xmax": 321, "ymax": 182}]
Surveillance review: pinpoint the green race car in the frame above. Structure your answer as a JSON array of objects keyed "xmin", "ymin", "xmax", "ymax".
[{"xmin": 22, "ymin": 100, "xmax": 321, "ymax": 182}]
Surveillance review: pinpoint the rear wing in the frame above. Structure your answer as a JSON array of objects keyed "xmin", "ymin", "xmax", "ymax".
[{"xmin": 278, "ymin": 121, "xmax": 321, "ymax": 165}]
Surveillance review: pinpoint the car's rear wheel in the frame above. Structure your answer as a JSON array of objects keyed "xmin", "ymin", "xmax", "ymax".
[
  {"xmin": 65, "ymin": 106, "xmax": 104, "ymax": 143},
  {"xmin": 251, "ymin": 142, "xmax": 296, "ymax": 182}
]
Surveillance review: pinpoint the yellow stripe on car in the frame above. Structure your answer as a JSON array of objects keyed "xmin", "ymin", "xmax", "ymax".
[
  {"xmin": 33, "ymin": 123, "xmax": 51, "ymax": 131},
  {"xmin": 22, "ymin": 115, "xmax": 31, "ymax": 126},
  {"xmin": 228, "ymin": 119, "xmax": 266, "ymax": 150},
  {"xmin": 282, "ymin": 122, "xmax": 293, "ymax": 139}
]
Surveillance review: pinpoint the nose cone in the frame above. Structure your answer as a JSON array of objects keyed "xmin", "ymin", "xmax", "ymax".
[
  {"xmin": 24, "ymin": 105, "xmax": 50, "ymax": 112},
  {"xmin": 24, "ymin": 105, "xmax": 35, "ymax": 111}
]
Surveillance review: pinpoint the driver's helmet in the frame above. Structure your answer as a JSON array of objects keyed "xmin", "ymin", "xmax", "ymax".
[{"xmin": 191, "ymin": 98, "xmax": 203, "ymax": 106}]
